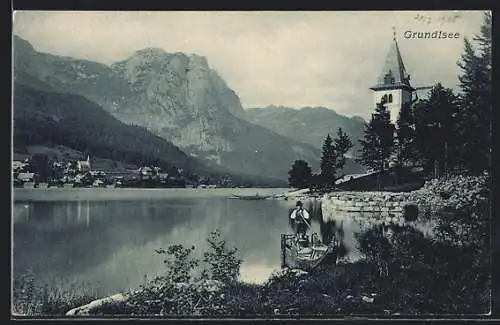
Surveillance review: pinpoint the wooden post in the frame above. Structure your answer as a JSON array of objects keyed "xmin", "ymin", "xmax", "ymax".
[
  {"xmin": 280, "ymin": 234, "xmax": 286, "ymax": 269},
  {"xmin": 444, "ymin": 141, "xmax": 448, "ymax": 176}
]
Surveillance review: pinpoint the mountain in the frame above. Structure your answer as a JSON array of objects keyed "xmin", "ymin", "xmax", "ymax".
[
  {"xmin": 14, "ymin": 82, "xmax": 191, "ymax": 170},
  {"xmin": 13, "ymin": 82, "xmax": 290, "ymax": 187},
  {"xmin": 13, "ymin": 35, "xmax": 132, "ymax": 110},
  {"xmin": 245, "ymin": 105, "xmax": 366, "ymax": 156},
  {"xmin": 13, "ymin": 35, "xmax": 324, "ymax": 180}
]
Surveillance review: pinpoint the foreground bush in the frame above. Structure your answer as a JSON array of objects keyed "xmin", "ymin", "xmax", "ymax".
[
  {"xmin": 125, "ymin": 230, "xmax": 243, "ymax": 316},
  {"xmin": 12, "ymin": 271, "xmax": 98, "ymax": 316},
  {"xmin": 356, "ymin": 199, "xmax": 489, "ymax": 313}
]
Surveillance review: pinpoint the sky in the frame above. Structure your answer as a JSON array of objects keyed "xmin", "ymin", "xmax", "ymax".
[{"xmin": 13, "ymin": 11, "xmax": 487, "ymax": 119}]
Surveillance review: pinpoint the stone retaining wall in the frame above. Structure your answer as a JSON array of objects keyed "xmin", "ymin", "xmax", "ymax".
[
  {"xmin": 321, "ymin": 191, "xmax": 415, "ymax": 216},
  {"xmin": 320, "ymin": 191, "xmax": 423, "ymax": 229}
]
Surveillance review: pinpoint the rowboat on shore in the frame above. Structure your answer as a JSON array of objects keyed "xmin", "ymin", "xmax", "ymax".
[
  {"xmin": 226, "ymin": 194, "xmax": 270, "ymax": 200},
  {"xmin": 280, "ymin": 233, "xmax": 338, "ymax": 271}
]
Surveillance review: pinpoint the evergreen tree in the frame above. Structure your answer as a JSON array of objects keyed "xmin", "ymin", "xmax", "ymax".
[
  {"xmin": 288, "ymin": 160, "xmax": 312, "ymax": 189},
  {"xmin": 333, "ymin": 127, "xmax": 353, "ymax": 171},
  {"xmin": 320, "ymin": 134, "xmax": 336, "ymax": 186},
  {"xmin": 395, "ymin": 101, "xmax": 417, "ymax": 167},
  {"xmin": 414, "ymin": 83, "xmax": 460, "ymax": 176},
  {"xmin": 455, "ymin": 12, "xmax": 491, "ymax": 174},
  {"xmin": 357, "ymin": 102, "xmax": 395, "ymax": 172},
  {"xmin": 29, "ymin": 153, "xmax": 52, "ymax": 182}
]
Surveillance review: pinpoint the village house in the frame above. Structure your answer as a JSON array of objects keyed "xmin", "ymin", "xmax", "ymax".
[
  {"xmin": 90, "ymin": 170, "xmax": 106, "ymax": 178},
  {"xmin": 74, "ymin": 171, "xmax": 94, "ymax": 186},
  {"xmin": 157, "ymin": 172, "xmax": 169, "ymax": 180},
  {"xmin": 92, "ymin": 179, "xmax": 105, "ymax": 187},
  {"xmin": 17, "ymin": 172, "xmax": 35, "ymax": 183},
  {"xmin": 138, "ymin": 166, "xmax": 153, "ymax": 179},
  {"xmin": 62, "ymin": 175, "xmax": 75, "ymax": 183},
  {"xmin": 12, "ymin": 160, "xmax": 29, "ymax": 172},
  {"xmin": 77, "ymin": 155, "xmax": 91, "ymax": 172},
  {"xmin": 52, "ymin": 161, "xmax": 65, "ymax": 169}
]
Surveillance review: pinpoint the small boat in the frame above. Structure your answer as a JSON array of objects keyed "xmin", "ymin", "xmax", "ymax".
[
  {"xmin": 227, "ymin": 194, "xmax": 270, "ymax": 200},
  {"xmin": 280, "ymin": 233, "xmax": 338, "ymax": 271}
]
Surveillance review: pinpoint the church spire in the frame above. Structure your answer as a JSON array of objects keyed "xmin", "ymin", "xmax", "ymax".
[
  {"xmin": 369, "ymin": 29, "xmax": 415, "ymax": 124},
  {"xmin": 370, "ymin": 29, "xmax": 413, "ymax": 91}
]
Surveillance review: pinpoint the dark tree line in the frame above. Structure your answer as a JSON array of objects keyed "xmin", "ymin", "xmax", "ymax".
[
  {"xmin": 288, "ymin": 128, "xmax": 352, "ymax": 189},
  {"xmin": 357, "ymin": 12, "xmax": 491, "ymax": 178},
  {"xmin": 13, "ymin": 83, "xmax": 189, "ymax": 173}
]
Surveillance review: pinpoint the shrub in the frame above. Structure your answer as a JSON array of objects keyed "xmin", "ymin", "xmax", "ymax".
[
  {"xmin": 12, "ymin": 270, "xmax": 98, "ymax": 316},
  {"xmin": 155, "ymin": 245, "xmax": 199, "ymax": 283},
  {"xmin": 200, "ymin": 230, "xmax": 242, "ymax": 284},
  {"xmin": 354, "ymin": 218, "xmax": 490, "ymax": 314},
  {"xmin": 218, "ymin": 282, "xmax": 264, "ymax": 316},
  {"xmin": 355, "ymin": 225, "xmax": 393, "ymax": 275},
  {"xmin": 12, "ymin": 271, "xmax": 42, "ymax": 315},
  {"xmin": 127, "ymin": 230, "xmax": 242, "ymax": 316}
]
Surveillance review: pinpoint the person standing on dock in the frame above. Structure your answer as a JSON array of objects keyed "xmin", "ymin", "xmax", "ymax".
[{"xmin": 290, "ymin": 201, "xmax": 311, "ymax": 239}]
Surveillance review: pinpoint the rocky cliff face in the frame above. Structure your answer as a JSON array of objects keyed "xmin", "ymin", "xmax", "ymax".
[
  {"xmin": 109, "ymin": 48, "xmax": 246, "ymax": 153},
  {"xmin": 13, "ymin": 36, "xmax": 320, "ymax": 180}
]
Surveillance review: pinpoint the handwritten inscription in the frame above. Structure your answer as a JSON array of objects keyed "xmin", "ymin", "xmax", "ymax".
[{"xmin": 414, "ymin": 13, "xmax": 461, "ymax": 25}]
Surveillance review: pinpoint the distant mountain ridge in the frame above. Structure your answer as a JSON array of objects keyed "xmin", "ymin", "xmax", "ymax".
[
  {"xmin": 13, "ymin": 35, "xmax": 366, "ymax": 180},
  {"xmin": 245, "ymin": 105, "xmax": 366, "ymax": 156},
  {"xmin": 13, "ymin": 82, "xmax": 289, "ymax": 186}
]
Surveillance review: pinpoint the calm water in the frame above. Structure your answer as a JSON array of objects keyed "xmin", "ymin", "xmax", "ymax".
[
  {"xmin": 13, "ymin": 188, "xmax": 298, "ymax": 296},
  {"xmin": 13, "ymin": 188, "xmax": 430, "ymax": 297}
]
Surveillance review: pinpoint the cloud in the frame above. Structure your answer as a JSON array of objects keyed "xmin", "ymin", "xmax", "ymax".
[{"xmin": 13, "ymin": 11, "xmax": 487, "ymax": 119}]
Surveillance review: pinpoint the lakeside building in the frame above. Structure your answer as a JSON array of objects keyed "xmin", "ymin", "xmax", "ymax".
[
  {"xmin": 77, "ymin": 155, "xmax": 91, "ymax": 172},
  {"xmin": 370, "ymin": 30, "xmax": 432, "ymax": 124},
  {"xmin": 12, "ymin": 160, "xmax": 29, "ymax": 172},
  {"xmin": 17, "ymin": 172, "xmax": 35, "ymax": 182},
  {"xmin": 339, "ymin": 30, "xmax": 434, "ymax": 188}
]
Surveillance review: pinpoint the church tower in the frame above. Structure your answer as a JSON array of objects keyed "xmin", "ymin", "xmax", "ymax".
[{"xmin": 370, "ymin": 29, "xmax": 414, "ymax": 124}]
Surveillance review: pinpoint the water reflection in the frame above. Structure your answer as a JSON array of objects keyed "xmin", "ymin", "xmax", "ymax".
[
  {"xmin": 312, "ymin": 199, "xmax": 433, "ymax": 262},
  {"xmin": 13, "ymin": 195, "xmax": 433, "ymax": 296},
  {"xmin": 14, "ymin": 198, "xmax": 294, "ymax": 295}
]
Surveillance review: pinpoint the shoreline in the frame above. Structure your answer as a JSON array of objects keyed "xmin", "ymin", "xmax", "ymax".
[
  {"xmin": 13, "ymin": 175, "xmax": 490, "ymax": 316},
  {"xmin": 13, "ymin": 187, "xmax": 292, "ymax": 202}
]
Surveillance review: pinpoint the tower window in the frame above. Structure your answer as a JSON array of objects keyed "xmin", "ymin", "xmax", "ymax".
[
  {"xmin": 384, "ymin": 70, "xmax": 395, "ymax": 84},
  {"xmin": 388, "ymin": 94, "xmax": 393, "ymax": 103},
  {"xmin": 382, "ymin": 94, "xmax": 388, "ymax": 103}
]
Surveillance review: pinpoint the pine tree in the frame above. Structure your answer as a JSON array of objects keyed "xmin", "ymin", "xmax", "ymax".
[
  {"xmin": 288, "ymin": 160, "xmax": 312, "ymax": 189},
  {"xmin": 29, "ymin": 153, "xmax": 52, "ymax": 182},
  {"xmin": 414, "ymin": 83, "xmax": 460, "ymax": 175},
  {"xmin": 455, "ymin": 11, "xmax": 491, "ymax": 174},
  {"xmin": 320, "ymin": 134, "xmax": 336, "ymax": 186},
  {"xmin": 333, "ymin": 127, "xmax": 353, "ymax": 171},
  {"xmin": 395, "ymin": 101, "xmax": 417, "ymax": 167},
  {"xmin": 357, "ymin": 102, "xmax": 395, "ymax": 172}
]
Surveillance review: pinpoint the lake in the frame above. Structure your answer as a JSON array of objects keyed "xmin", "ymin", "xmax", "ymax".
[{"xmin": 12, "ymin": 188, "xmax": 422, "ymax": 298}]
